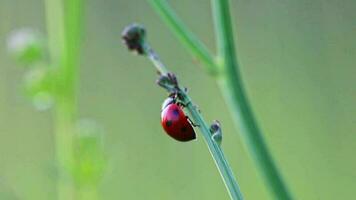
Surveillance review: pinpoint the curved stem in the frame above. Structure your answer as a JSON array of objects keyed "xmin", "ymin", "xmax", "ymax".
[
  {"xmin": 143, "ymin": 43, "xmax": 243, "ymax": 200},
  {"xmin": 149, "ymin": 0, "xmax": 217, "ymax": 75},
  {"xmin": 211, "ymin": 0, "xmax": 292, "ymax": 199},
  {"xmin": 148, "ymin": 0, "xmax": 293, "ymax": 199}
]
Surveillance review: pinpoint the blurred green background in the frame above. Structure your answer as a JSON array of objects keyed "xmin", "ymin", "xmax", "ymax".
[{"xmin": 1, "ymin": 0, "xmax": 355, "ymax": 199}]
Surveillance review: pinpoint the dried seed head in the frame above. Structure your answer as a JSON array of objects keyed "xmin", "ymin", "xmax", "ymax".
[
  {"xmin": 210, "ymin": 120, "xmax": 221, "ymax": 133},
  {"xmin": 121, "ymin": 23, "xmax": 146, "ymax": 55}
]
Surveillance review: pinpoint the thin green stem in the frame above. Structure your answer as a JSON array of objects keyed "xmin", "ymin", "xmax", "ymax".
[
  {"xmin": 149, "ymin": 0, "xmax": 217, "ymax": 75},
  {"xmin": 77, "ymin": 185, "xmax": 99, "ymax": 200},
  {"xmin": 186, "ymin": 102, "xmax": 243, "ymax": 200},
  {"xmin": 144, "ymin": 43, "xmax": 169, "ymax": 74},
  {"xmin": 45, "ymin": 0, "xmax": 74, "ymax": 199},
  {"xmin": 45, "ymin": 0, "xmax": 84, "ymax": 199},
  {"xmin": 211, "ymin": 0, "xmax": 292, "ymax": 199},
  {"xmin": 143, "ymin": 44, "xmax": 243, "ymax": 200}
]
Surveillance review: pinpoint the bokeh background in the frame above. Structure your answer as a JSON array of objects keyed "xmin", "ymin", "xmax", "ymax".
[{"xmin": 1, "ymin": 0, "xmax": 355, "ymax": 199}]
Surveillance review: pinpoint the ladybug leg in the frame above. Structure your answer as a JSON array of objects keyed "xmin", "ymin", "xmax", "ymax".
[
  {"xmin": 177, "ymin": 101, "xmax": 193, "ymax": 108},
  {"xmin": 186, "ymin": 116, "xmax": 200, "ymax": 127},
  {"xmin": 168, "ymin": 92, "xmax": 179, "ymax": 100},
  {"xmin": 177, "ymin": 102, "xmax": 186, "ymax": 107}
]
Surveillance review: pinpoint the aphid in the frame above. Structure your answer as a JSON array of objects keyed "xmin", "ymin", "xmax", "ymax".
[{"xmin": 160, "ymin": 95, "xmax": 196, "ymax": 142}]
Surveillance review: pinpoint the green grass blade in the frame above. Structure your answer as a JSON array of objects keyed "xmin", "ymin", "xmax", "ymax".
[
  {"xmin": 186, "ymin": 100, "xmax": 244, "ymax": 200},
  {"xmin": 149, "ymin": 0, "xmax": 217, "ymax": 75},
  {"xmin": 211, "ymin": 0, "xmax": 293, "ymax": 199}
]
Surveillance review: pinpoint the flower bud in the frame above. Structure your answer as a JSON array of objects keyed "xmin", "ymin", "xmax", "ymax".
[
  {"xmin": 7, "ymin": 28, "xmax": 45, "ymax": 65},
  {"xmin": 121, "ymin": 23, "xmax": 146, "ymax": 55},
  {"xmin": 210, "ymin": 120, "xmax": 222, "ymax": 145},
  {"xmin": 23, "ymin": 67, "xmax": 54, "ymax": 111}
]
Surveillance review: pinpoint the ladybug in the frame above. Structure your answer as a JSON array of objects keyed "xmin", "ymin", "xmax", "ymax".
[{"xmin": 160, "ymin": 95, "xmax": 196, "ymax": 142}]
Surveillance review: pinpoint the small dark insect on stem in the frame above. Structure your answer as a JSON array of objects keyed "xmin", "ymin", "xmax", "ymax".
[{"xmin": 122, "ymin": 24, "xmax": 244, "ymax": 200}]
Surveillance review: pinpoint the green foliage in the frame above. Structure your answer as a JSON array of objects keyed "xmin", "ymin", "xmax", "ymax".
[
  {"xmin": 7, "ymin": 0, "xmax": 105, "ymax": 199},
  {"xmin": 23, "ymin": 66, "xmax": 54, "ymax": 111},
  {"xmin": 73, "ymin": 120, "xmax": 106, "ymax": 186},
  {"xmin": 7, "ymin": 29, "xmax": 54, "ymax": 111},
  {"xmin": 122, "ymin": 24, "xmax": 244, "ymax": 200},
  {"xmin": 150, "ymin": 0, "xmax": 293, "ymax": 199},
  {"xmin": 2, "ymin": 0, "xmax": 356, "ymax": 199},
  {"xmin": 7, "ymin": 29, "xmax": 46, "ymax": 65}
]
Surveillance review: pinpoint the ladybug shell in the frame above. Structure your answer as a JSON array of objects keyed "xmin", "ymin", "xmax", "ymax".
[{"xmin": 161, "ymin": 103, "xmax": 196, "ymax": 142}]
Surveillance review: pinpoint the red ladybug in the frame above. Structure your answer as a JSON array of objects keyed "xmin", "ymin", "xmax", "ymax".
[{"xmin": 161, "ymin": 96, "xmax": 196, "ymax": 142}]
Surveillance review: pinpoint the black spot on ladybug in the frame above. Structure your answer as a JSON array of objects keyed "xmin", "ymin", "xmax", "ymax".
[
  {"xmin": 173, "ymin": 109, "xmax": 180, "ymax": 116},
  {"xmin": 166, "ymin": 120, "xmax": 172, "ymax": 127},
  {"xmin": 181, "ymin": 126, "xmax": 187, "ymax": 132}
]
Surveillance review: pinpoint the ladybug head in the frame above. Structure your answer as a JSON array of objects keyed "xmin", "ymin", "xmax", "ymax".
[{"xmin": 161, "ymin": 96, "xmax": 176, "ymax": 110}]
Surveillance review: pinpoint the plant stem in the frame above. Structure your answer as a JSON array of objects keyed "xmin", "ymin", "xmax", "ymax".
[
  {"xmin": 143, "ymin": 43, "xmax": 244, "ymax": 200},
  {"xmin": 149, "ymin": 0, "xmax": 217, "ymax": 75},
  {"xmin": 186, "ymin": 102, "xmax": 243, "ymax": 200},
  {"xmin": 77, "ymin": 184, "xmax": 99, "ymax": 200},
  {"xmin": 211, "ymin": 0, "xmax": 292, "ymax": 199},
  {"xmin": 45, "ymin": 0, "xmax": 83, "ymax": 199},
  {"xmin": 149, "ymin": 0, "xmax": 293, "ymax": 199}
]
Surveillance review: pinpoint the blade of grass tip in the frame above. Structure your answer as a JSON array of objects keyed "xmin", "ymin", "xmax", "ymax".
[
  {"xmin": 211, "ymin": 0, "xmax": 293, "ymax": 199},
  {"xmin": 149, "ymin": 0, "xmax": 218, "ymax": 75},
  {"xmin": 185, "ymin": 101, "xmax": 244, "ymax": 200}
]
